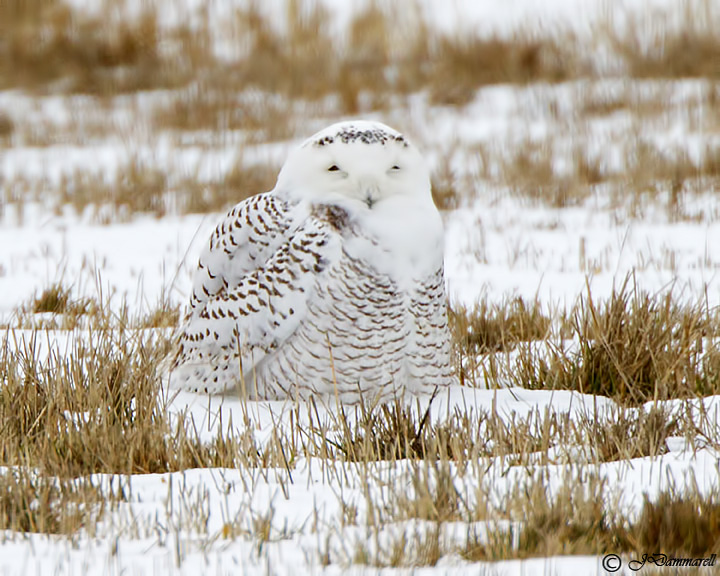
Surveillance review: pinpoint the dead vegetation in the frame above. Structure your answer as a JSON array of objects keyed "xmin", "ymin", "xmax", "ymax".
[
  {"xmin": 460, "ymin": 477, "xmax": 720, "ymax": 562},
  {"xmin": 1, "ymin": 0, "xmax": 575, "ymax": 105},
  {"xmin": 2, "ymin": 0, "xmax": 720, "ymax": 220},
  {"xmin": 634, "ymin": 490, "xmax": 720, "ymax": 556},
  {"xmin": 0, "ymin": 468, "xmax": 113, "ymax": 535},
  {"xmin": 450, "ymin": 296, "xmax": 551, "ymax": 354},
  {"xmin": 567, "ymin": 279, "xmax": 720, "ymax": 402},
  {"xmin": 0, "ymin": 292, "xmax": 294, "ymax": 482},
  {"xmin": 2, "ymin": 0, "xmax": 715, "ymax": 103},
  {"xmin": 498, "ymin": 475, "xmax": 630, "ymax": 559},
  {"xmin": 477, "ymin": 275, "xmax": 720, "ymax": 405},
  {"xmin": 500, "ymin": 138, "xmax": 605, "ymax": 209},
  {"xmin": 0, "ymin": 0, "xmax": 584, "ymax": 106},
  {"xmin": 604, "ymin": 0, "xmax": 720, "ymax": 80},
  {"xmin": 0, "ymin": 280, "xmax": 718, "ymax": 561},
  {"xmin": 31, "ymin": 155, "xmax": 280, "ymax": 220},
  {"xmin": 2, "ymin": 147, "xmax": 279, "ymax": 221},
  {"xmin": 357, "ymin": 468, "xmax": 720, "ymax": 565},
  {"xmin": 427, "ymin": 33, "xmax": 579, "ymax": 106},
  {"xmin": 495, "ymin": 130, "xmax": 720, "ymax": 214},
  {"xmin": 2, "ymin": 0, "xmax": 712, "ymax": 105},
  {"xmin": 0, "ymin": 0, "xmax": 196, "ymax": 94},
  {"xmin": 180, "ymin": 161, "xmax": 279, "ymax": 215}
]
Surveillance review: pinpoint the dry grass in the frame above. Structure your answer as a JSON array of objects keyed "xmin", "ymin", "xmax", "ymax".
[
  {"xmin": 620, "ymin": 139, "xmax": 720, "ymax": 221},
  {"xmin": 32, "ymin": 155, "xmax": 280, "ymax": 221},
  {"xmin": 430, "ymin": 160, "xmax": 464, "ymax": 211},
  {"xmin": 5, "ymin": 0, "xmax": 714, "ymax": 103},
  {"xmin": 12, "ymin": 282, "xmax": 178, "ymax": 330},
  {"xmin": 634, "ymin": 490, "xmax": 720, "ymax": 556},
  {"xmin": 0, "ymin": 282, "xmax": 718, "ymax": 564},
  {"xmin": 294, "ymin": 382, "xmax": 709, "ymax": 470},
  {"xmin": 180, "ymin": 161, "xmax": 279, "ymax": 216},
  {"xmin": 227, "ymin": 2, "xmax": 336, "ymax": 101},
  {"xmin": 450, "ymin": 297, "xmax": 552, "ymax": 388},
  {"xmin": 469, "ymin": 479, "xmax": 717, "ymax": 560},
  {"xmin": 55, "ymin": 156, "xmax": 167, "ymax": 220},
  {"xmin": 151, "ymin": 88, "xmax": 297, "ymax": 142},
  {"xmin": 507, "ymin": 475, "xmax": 629, "ymax": 558},
  {"xmin": 462, "ymin": 131, "xmax": 720, "ymax": 214},
  {"xmin": 499, "ymin": 138, "xmax": 606, "ymax": 209},
  {"xmin": 1, "ymin": 296, "xmax": 261, "ymax": 477},
  {"xmin": 605, "ymin": 0, "xmax": 720, "ymax": 80},
  {"xmin": 450, "ymin": 297, "xmax": 551, "ymax": 355},
  {"xmin": 4, "ymin": 0, "xmax": 720, "ymax": 222},
  {"xmin": 0, "ymin": 468, "xmax": 114, "ymax": 535},
  {"xmin": 427, "ymin": 33, "xmax": 579, "ymax": 106},
  {"xmin": 5, "ymin": 278, "xmax": 714, "ymax": 476},
  {"xmin": 0, "ymin": 0, "xmax": 199, "ymax": 94},
  {"xmin": 7, "ymin": 283, "xmax": 94, "ymax": 329},
  {"xmin": 491, "ymin": 119, "xmax": 720, "ymax": 213},
  {"xmin": 31, "ymin": 283, "xmax": 87, "ymax": 315},
  {"xmin": 485, "ymin": 275, "xmax": 720, "ymax": 405},
  {"xmin": 0, "ymin": 112, "xmax": 14, "ymax": 141},
  {"xmin": 0, "ymin": 0, "xmax": 579, "ymax": 107},
  {"xmin": 369, "ymin": 467, "xmax": 720, "ymax": 564}
]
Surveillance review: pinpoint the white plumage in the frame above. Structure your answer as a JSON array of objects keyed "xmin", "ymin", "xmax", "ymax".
[{"xmin": 168, "ymin": 120, "xmax": 454, "ymax": 403}]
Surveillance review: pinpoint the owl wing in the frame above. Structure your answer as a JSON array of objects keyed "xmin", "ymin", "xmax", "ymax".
[
  {"xmin": 169, "ymin": 194, "xmax": 341, "ymax": 393},
  {"xmin": 188, "ymin": 193, "xmax": 295, "ymax": 311}
]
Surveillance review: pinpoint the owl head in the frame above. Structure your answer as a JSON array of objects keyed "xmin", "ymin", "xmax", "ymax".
[{"xmin": 275, "ymin": 120, "xmax": 434, "ymax": 212}]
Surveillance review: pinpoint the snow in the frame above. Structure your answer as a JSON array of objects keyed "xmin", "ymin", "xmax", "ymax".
[
  {"xmin": 2, "ymin": 0, "xmax": 720, "ymax": 574},
  {"xmin": 0, "ymin": 211, "xmax": 213, "ymax": 318},
  {"xmin": 444, "ymin": 192, "xmax": 720, "ymax": 307}
]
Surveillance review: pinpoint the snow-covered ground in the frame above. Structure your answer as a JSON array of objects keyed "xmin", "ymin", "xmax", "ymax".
[
  {"xmin": 1, "ymin": 0, "xmax": 720, "ymax": 574},
  {"xmin": 4, "ymin": 79, "xmax": 720, "ymax": 317},
  {"xmin": 0, "ymin": 388, "xmax": 717, "ymax": 575}
]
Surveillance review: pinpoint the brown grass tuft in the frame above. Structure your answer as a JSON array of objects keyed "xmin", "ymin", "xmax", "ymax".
[
  {"xmin": 428, "ymin": 33, "xmax": 577, "ymax": 106},
  {"xmin": 499, "ymin": 275, "xmax": 720, "ymax": 405},
  {"xmin": 0, "ymin": 0, "xmax": 190, "ymax": 94},
  {"xmin": 0, "ymin": 295, "xmax": 262, "ymax": 479},
  {"xmin": 634, "ymin": 490, "xmax": 720, "ymax": 556},
  {"xmin": 607, "ymin": 1, "xmax": 720, "ymax": 80},
  {"xmin": 181, "ymin": 161, "xmax": 279, "ymax": 215},
  {"xmin": 0, "ymin": 468, "xmax": 113, "ymax": 535},
  {"xmin": 0, "ymin": 111, "xmax": 14, "ymax": 141},
  {"xmin": 450, "ymin": 297, "xmax": 551, "ymax": 355},
  {"xmin": 450, "ymin": 296, "xmax": 552, "ymax": 387}
]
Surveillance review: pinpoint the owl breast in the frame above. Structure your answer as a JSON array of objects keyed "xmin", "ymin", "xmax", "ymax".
[{"xmin": 252, "ymin": 225, "xmax": 454, "ymax": 402}]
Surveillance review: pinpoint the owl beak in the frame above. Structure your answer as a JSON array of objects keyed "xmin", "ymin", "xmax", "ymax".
[{"xmin": 360, "ymin": 178, "xmax": 380, "ymax": 209}]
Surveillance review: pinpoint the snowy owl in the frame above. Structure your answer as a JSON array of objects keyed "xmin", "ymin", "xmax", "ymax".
[{"xmin": 167, "ymin": 120, "xmax": 454, "ymax": 403}]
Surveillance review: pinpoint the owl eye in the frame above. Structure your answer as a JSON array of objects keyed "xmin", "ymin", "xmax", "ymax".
[
  {"xmin": 328, "ymin": 165, "xmax": 341, "ymax": 172},
  {"xmin": 390, "ymin": 165, "xmax": 401, "ymax": 170}
]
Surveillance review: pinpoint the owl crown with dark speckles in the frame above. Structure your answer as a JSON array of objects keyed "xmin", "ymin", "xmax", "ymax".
[{"xmin": 311, "ymin": 126, "xmax": 408, "ymax": 148}]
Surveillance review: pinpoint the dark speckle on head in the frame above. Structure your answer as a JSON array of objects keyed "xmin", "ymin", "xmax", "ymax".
[{"xmin": 312, "ymin": 126, "xmax": 408, "ymax": 148}]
